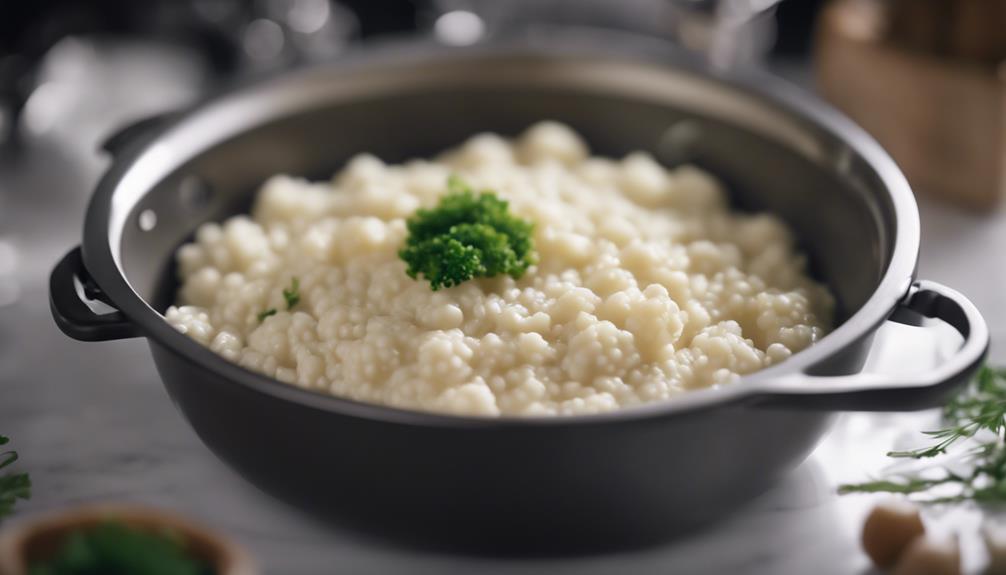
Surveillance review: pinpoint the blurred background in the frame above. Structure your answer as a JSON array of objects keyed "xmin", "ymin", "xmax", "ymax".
[
  {"xmin": 2, "ymin": 0, "xmax": 1004, "ymax": 209},
  {"xmin": 0, "ymin": 0, "xmax": 827, "ymax": 154},
  {"xmin": 2, "ymin": 1, "xmax": 1005, "ymax": 573}
]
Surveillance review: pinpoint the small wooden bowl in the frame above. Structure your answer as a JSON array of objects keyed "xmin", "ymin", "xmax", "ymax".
[{"xmin": 0, "ymin": 505, "xmax": 257, "ymax": 575}]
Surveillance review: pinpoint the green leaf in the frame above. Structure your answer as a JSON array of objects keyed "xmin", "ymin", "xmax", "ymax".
[
  {"xmin": 0, "ymin": 450, "xmax": 16, "ymax": 470},
  {"xmin": 0, "ymin": 472, "xmax": 30, "ymax": 518},
  {"xmin": 0, "ymin": 434, "xmax": 30, "ymax": 521},
  {"xmin": 838, "ymin": 475, "xmax": 961, "ymax": 496}
]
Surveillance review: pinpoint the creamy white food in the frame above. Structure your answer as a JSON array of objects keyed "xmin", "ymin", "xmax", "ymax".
[{"xmin": 166, "ymin": 122, "xmax": 833, "ymax": 417}]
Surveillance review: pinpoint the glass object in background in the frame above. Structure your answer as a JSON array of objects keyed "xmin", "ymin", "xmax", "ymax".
[
  {"xmin": 19, "ymin": 37, "xmax": 208, "ymax": 156},
  {"xmin": 0, "ymin": 0, "xmax": 364, "ymax": 151},
  {"xmin": 189, "ymin": 0, "xmax": 361, "ymax": 72},
  {"xmin": 234, "ymin": 0, "xmax": 359, "ymax": 70},
  {"xmin": 427, "ymin": 0, "xmax": 783, "ymax": 71}
]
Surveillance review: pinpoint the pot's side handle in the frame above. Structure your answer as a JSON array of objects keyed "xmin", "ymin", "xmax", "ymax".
[
  {"xmin": 100, "ymin": 111, "xmax": 178, "ymax": 157},
  {"xmin": 752, "ymin": 280, "xmax": 989, "ymax": 411},
  {"xmin": 49, "ymin": 247, "xmax": 140, "ymax": 342}
]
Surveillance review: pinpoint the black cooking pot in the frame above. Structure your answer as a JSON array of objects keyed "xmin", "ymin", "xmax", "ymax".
[{"xmin": 48, "ymin": 42, "xmax": 988, "ymax": 553}]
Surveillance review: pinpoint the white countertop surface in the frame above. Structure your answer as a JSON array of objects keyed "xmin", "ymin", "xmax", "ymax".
[{"xmin": 1, "ymin": 47, "xmax": 1004, "ymax": 574}]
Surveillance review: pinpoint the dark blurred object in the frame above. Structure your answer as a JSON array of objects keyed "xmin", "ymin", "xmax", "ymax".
[
  {"xmin": 888, "ymin": 0, "xmax": 1006, "ymax": 64},
  {"xmin": 816, "ymin": 0, "xmax": 1006, "ymax": 211},
  {"xmin": 0, "ymin": 0, "xmax": 403, "ymax": 150},
  {"xmin": 0, "ymin": 0, "xmax": 823, "ymax": 153},
  {"xmin": 773, "ymin": 0, "xmax": 828, "ymax": 55},
  {"xmin": 0, "ymin": 0, "xmax": 231, "ymax": 149}
]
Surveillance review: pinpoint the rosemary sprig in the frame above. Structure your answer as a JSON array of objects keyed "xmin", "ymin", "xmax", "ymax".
[
  {"xmin": 0, "ymin": 435, "xmax": 31, "ymax": 520},
  {"xmin": 839, "ymin": 366, "xmax": 1006, "ymax": 504}
]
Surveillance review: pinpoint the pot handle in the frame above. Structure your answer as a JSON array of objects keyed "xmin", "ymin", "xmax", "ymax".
[
  {"xmin": 49, "ymin": 247, "xmax": 140, "ymax": 342},
  {"xmin": 752, "ymin": 280, "xmax": 989, "ymax": 411},
  {"xmin": 100, "ymin": 111, "xmax": 178, "ymax": 157}
]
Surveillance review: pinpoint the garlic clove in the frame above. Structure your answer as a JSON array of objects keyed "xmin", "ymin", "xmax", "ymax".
[
  {"xmin": 862, "ymin": 499, "xmax": 927, "ymax": 569},
  {"xmin": 891, "ymin": 534, "xmax": 961, "ymax": 575}
]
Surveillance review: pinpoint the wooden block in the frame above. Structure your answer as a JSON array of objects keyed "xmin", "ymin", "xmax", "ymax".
[{"xmin": 815, "ymin": 0, "xmax": 1006, "ymax": 210}]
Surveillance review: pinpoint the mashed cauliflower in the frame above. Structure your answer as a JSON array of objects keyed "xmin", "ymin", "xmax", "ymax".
[{"xmin": 165, "ymin": 122, "xmax": 833, "ymax": 417}]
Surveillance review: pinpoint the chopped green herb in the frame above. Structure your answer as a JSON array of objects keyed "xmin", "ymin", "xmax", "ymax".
[
  {"xmin": 0, "ymin": 435, "xmax": 30, "ymax": 521},
  {"xmin": 840, "ymin": 365, "xmax": 1006, "ymax": 504},
  {"xmin": 28, "ymin": 521, "xmax": 214, "ymax": 575},
  {"xmin": 282, "ymin": 277, "xmax": 300, "ymax": 310},
  {"xmin": 257, "ymin": 277, "xmax": 299, "ymax": 323},
  {"xmin": 399, "ymin": 175, "xmax": 536, "ymax": 290}
]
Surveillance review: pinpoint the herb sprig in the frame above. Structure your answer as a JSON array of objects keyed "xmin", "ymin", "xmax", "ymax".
[
  {"xmin": 0, "ymin": 434, "xmax": 30, "ymax": 520},
  {"xmin": 840, "ymin": 366, "xmax": 1006, "ymax": 504},
  {"xmin": 399, "ymin": 175, "xmax": 536, "ymax": 291}
]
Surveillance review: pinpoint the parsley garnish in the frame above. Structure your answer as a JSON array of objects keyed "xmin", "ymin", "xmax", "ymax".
[
  {"xmin": 399, "ymin": 175, "xmax": 536, "ymax": 290},
  {"xmin": 257, "ymin": 308, "xmax": 277, "ymax": 323}
]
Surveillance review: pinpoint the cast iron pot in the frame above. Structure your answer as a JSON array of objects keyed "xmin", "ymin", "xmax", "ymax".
[{"xmin": 49, "ymin": 43, "xmax": 989, "ymax": 553}]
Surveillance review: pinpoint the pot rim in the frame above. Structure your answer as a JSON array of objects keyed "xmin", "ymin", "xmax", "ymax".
[{"xmin": 78, "ymin": 40, "xmax": 920, "ymax": 427}]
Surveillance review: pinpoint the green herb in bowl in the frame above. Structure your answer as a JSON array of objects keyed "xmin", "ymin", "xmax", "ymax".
[{"xmin": 28, "ymin": 522, "xmax": 213, "ymax": 575}]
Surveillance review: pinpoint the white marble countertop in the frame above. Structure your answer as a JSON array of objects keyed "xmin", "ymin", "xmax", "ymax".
[{"xmin": 1, "ymin": 45, "xmax": 1005, "ymax": 574}]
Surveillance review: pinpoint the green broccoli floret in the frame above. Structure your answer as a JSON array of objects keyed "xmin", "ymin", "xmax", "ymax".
[{"xmin": 399, "ymin": 176, "xmax": 536, "ymax": 290}]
